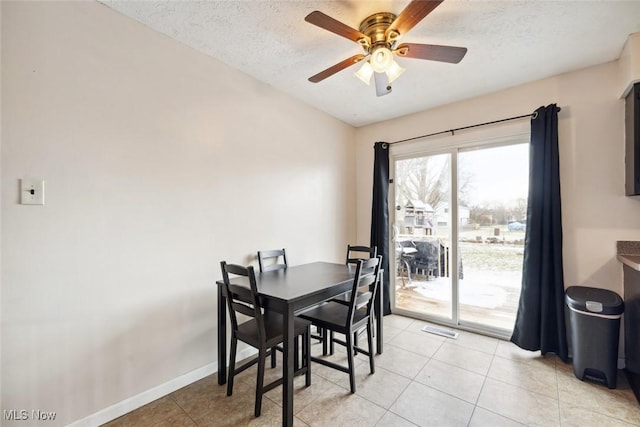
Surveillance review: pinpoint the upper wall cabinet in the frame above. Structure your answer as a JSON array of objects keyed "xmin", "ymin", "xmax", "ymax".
[{"xmin": 626, "ymin": 82, "xmax": 640, "ymax": 196}]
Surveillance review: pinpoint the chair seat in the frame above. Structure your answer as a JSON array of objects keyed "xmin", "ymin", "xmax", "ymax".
[
  {"xmin": 237, "ymin": 312, "xmax": 311, "ymax": 348},
  {"xmin": 299, "ymin": 302, "xmax": 368, "ymax": 335}
]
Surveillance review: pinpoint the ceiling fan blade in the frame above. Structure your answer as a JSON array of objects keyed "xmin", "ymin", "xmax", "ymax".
[
  {"xmin": 305, "ymin": 11, "xmax": 371, "ymax": 45},
  {"xmin": 386, "ymin": 0, "xmax": 444, "ymax": 41},
  {"xmin": 395, "ymin": 43, "xmax": 467, "ymax": 63},
  {"xmin": 374, "ymin": 72, "xmax": 392, "ymax": 97},
  {"xmin": 308, "ymin": 54, "xmax": 367, "ymax": 83}
]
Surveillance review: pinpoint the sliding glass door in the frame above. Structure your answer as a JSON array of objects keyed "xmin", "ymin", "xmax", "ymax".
[{"xmin": 392, "ymin": 142, "xmax": 529, "ymax": 336}]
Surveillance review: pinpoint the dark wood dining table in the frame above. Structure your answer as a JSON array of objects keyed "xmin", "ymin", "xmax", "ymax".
[{"xmin": 216, "ymin": 261, "xmax": 384, "ymax": 427}]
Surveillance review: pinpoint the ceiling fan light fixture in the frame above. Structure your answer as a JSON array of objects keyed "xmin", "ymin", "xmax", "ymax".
[
  {"xmin": 385, "ymin": 60, "xmax": 405, "ymax": 84},
  {"xmin": 304, "ymin": 1, "xmax": 467, "ymax": 95},
  {"xmin": 369, "ymin": 46, "xmax": 393, "ymax": 73},
  {"xmin": 354, "ymin": 61, "xmax": 374, "ymax": 85}
]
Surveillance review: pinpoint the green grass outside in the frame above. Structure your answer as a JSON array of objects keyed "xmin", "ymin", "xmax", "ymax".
[{"xmin": 459, "ymin": 242, "xmax": 524, "ymax": 272}]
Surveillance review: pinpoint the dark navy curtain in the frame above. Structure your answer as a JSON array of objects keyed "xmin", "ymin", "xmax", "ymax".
[
  {"xmin": 511, "ymin": 104, "xmax": 568, "ymax": 362},
  {"xmin": 370, "ymin": 142, "xmax": 391, "ymax": 315}
]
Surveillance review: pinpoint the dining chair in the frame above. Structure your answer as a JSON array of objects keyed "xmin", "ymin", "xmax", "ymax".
[
  {"xmin": 331, "ymin": 245, "xmax": 378, "ymax": 308},
  {"xmin": 322, "ymin": 245, "xmax": 379, "ymax": 353},
  {"xmin": 257, "ymin": 248, "xmax": 287, "ymax": 272},
  {"xmin": 299, "ymin": 256, "xmax": 381, "ymax": 393},
  {"xmin": 257, "ymin": 248, "xmax": 305, "ymax": 368},
  {"xmin": 220, "ymin": 261, "xmax": 311, "ymax": 417}
]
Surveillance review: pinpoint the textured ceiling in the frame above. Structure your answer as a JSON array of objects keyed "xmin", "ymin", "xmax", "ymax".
[{"xmin": 100, "ymin": 1, "xmax": 640, "ymax": 127}]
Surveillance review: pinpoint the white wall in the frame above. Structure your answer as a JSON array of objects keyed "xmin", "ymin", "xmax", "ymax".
[
  {"xmin": 1, "ymin": 1, "xmax": 355, "ymax": 425},
  {"xmin": 355, "ymin": 59, "xmax": 640, "ymax": 298}
]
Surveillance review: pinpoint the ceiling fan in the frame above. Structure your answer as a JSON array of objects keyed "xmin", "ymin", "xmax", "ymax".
[{"xmin": 305, "ymin": 0, "xmax": 467, "ymax": 96}]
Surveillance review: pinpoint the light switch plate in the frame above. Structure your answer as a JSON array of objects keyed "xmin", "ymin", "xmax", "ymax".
[{"xmin": 20, "ymin": 179, "xmax": 45, "ymax": 205}]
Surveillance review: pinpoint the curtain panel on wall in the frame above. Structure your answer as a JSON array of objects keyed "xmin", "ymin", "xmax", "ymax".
[
  {"xmin": 371, "ymin": 142, "xmax": 391, "ymax": 315},
  {"xmin": 511, "ymin": 104, "xmax": 568, "ymax": 362}
]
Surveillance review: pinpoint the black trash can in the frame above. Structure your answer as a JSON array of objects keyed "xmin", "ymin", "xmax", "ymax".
[{"xmin": 566, "ymin": 286, "xmax": 624, "ymax": 388}]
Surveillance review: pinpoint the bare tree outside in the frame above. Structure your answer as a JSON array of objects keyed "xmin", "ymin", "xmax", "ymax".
[
  {"xmin": 395, "ymin": 155, "xmax": 449, "ymax": 209},
  {"xmin": 394, "ymin": 154, "xmax": 473, "ymax": 210}
]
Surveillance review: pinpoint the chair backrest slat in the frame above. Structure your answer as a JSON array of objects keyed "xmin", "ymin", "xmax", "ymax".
[
  {"xmin": 220, "ymin": 261, "xmax": 266, "ymax": 341},
  {"xmin": 231, "ymin": 301, "xmax": 256, "ymax": 317},
  {"xmin": 345, "ymin": 245, "xmax": 377, "ymax": 265},
  {"xmin": 257, "ymin": 248, "xmax": 288, "ymax": 272},
  {"xmin": 346, "ymin": 256, "xmax": 382, "ymax": 326}
]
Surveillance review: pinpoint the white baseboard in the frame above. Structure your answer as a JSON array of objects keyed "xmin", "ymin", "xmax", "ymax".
[{"xmin": 68, "ymin": 348, "xmax": 256, "ymax": 427}]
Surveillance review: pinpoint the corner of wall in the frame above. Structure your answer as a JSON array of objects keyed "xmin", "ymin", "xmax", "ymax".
[{"xmin": 618, "ymin": 32, "xmax": 640, "ymax": 98}]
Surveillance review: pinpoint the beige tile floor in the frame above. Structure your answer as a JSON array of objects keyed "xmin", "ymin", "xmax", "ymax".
[{"xmin": 104, "ymin": 315, "xmax": 640, "ymax": 427}]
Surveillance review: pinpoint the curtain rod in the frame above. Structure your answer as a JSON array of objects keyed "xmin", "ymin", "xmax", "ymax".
[{"xmin": 388, "ymin": 108, "xmax": 560, "ymax": 145}]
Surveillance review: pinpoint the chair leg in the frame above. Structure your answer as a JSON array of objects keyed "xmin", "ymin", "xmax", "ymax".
[
  {"xmin": 227, "ymin": 337, "xmax": 238, "ymax": 396},
  {"xmin": 305, "ymin": 327, "xmax": 312, "ymax": 387},
  {"xmin": 270, "ymin": 346, "xmax": 276, "ymax": 369},
  {"xmin": 294, "ymin": 337, "xmax": 300, "ymax": 371},
  {"xmin": 345, "ymin": 331, "xmax": 356, "ymax": 393},
  {"xmin": 255, "ymin": 349, "xmax": 266, "ymax": 417},
  {"xmin": 329, "ymin": 330, "xmax": 335, "ymax": 355},
  {"xmin": 371, "ymin": 313, "xmax": 376, "ymax": 338},
  {"xmin": 367, "ymin": 321, "xmax": 375, "ymax": 374},
  {"xmin": 353, "ymin": 331, "xmax": 359, "ymax": 355},
  {"xmin": 322, "ymin": 328, "xmax": 328, "ymax": 355}
]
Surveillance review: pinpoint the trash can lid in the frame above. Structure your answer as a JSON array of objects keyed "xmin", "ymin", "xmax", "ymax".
[{"xmin": 565, "ymin": 286, "xmax": 624, "ymax": 315}]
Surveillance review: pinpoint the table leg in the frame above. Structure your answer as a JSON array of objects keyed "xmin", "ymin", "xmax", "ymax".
[
  {"xmin": 282, "ymin": 306, "xmax": 294, "ymax": 427},
  {"xmin": 218, "ymin": 284, "xmax": 227, "ymax": 385}
]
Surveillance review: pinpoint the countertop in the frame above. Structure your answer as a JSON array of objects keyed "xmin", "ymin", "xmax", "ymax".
[
  {"xmin": 618, "ymin": 254, "xmax": 640, "ymax": 271},
  {"xmin": 617, "ymin": 241, "xmax": 640, "ymax": 271}
]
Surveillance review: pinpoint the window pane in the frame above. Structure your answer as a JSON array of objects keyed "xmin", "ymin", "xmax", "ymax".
[{"xmin": 394, "ymin": 153, "xmax": 452, "ymax": 320}]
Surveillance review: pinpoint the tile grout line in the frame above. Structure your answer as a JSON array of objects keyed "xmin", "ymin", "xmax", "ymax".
[
  {"xmin": 375, "ymin": 349, "xmax": 430, "ymax": 427},
  {"xmin": 158, "ymin": 393, "xmax": 198, "ymax": 427},
  {"xmin": 472, "ymin": 354, "xmax": 528, "ymax": 427},
  {"xmin": 304, "ymin": 336, "xmax": 426, "ymax": 426}
]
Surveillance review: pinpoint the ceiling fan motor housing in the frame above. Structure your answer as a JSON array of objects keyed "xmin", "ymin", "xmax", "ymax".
[{"xmin": 358, "ymin": 12, "xmax": 397, "ymax": 52}]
